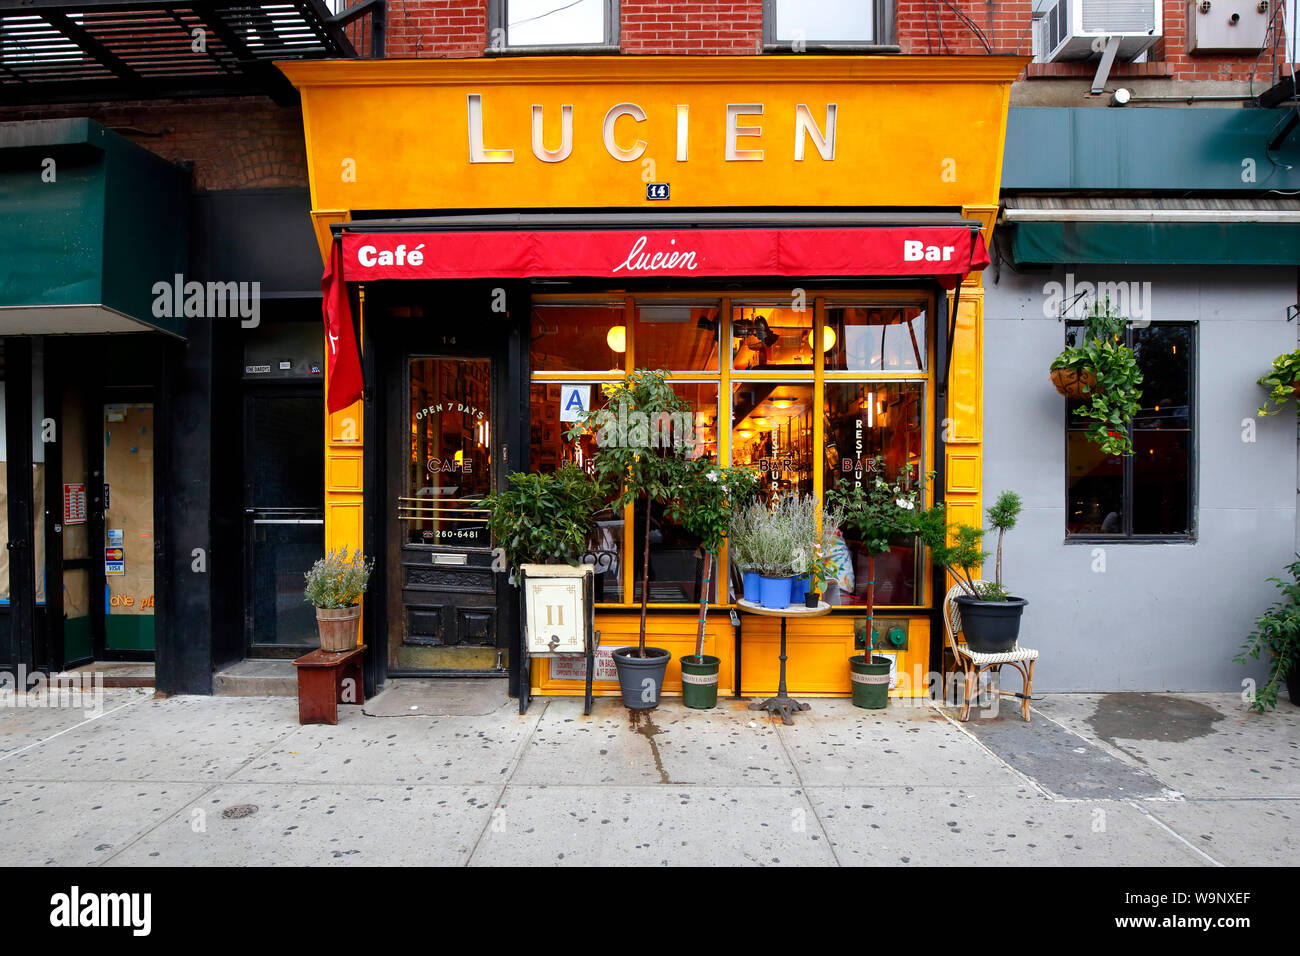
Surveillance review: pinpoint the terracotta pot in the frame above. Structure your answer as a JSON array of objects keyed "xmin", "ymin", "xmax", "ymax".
[
  {"xmin": 1050, "ymin": 367, "xmax": 1096, "ymax": 398},
  {"xmin": 316, "ymin": 605, "xmax": 361, "ymax": 653}
]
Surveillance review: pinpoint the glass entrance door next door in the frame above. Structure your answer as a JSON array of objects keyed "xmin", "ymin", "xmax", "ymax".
[
  {"xmin": 102, "ymin": 402, "xmax": 154, "ymax": 653},
  {"xmin": 390, "ymin": 355, "xmax": 499, "ymax": 672}
]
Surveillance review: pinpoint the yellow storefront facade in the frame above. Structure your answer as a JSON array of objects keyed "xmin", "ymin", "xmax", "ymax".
[{"xmin": 281, "ymin": 54, "xmax": 1022, "ymax": 701}]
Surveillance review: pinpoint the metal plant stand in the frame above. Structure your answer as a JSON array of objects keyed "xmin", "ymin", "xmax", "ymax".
[{"xmin": 737, "ymin": 599, "xmax": 831, "ymax": 725}]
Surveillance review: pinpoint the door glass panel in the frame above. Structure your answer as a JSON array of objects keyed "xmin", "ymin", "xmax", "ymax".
[
  {"xmin": 401, "ymin": 358, "xmax": 492, "ymax": 548},
  {"xmin": 104, "ymin": 403, "xmax": 155, "ymax": 650},
  {"xmin": 731, "ymin": 382, "xmax": 815, "ymax": 501}
]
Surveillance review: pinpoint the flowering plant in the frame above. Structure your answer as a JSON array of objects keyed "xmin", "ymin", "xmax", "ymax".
[{"xmin": 304, "ymin": 547, "xmax": 374, "ymax": 609}]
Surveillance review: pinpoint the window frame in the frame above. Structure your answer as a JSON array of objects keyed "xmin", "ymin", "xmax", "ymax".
[
  {"xmin": 761, "ymin": 0, "xmax": 899, "ymax": 52},
  {"xmin": 1063, "ymin": 320, "xmax": 1198, "ymax": 544},
  {"xmin": 486, "ymin": 0, "xmax": 621, "ymax": 55}
]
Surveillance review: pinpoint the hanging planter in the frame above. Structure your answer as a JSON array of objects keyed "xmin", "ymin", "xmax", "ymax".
[
  {"xmin": 1256, "ymin": 348, "xmax": 1300, "ymax": 418},
  {"xmin": 1048, "ymin": 366, "xmax": 1096, "ymax": 398},
  {"xmin": 1049, "ymin": 297, "xmax": 1142, "ymax": 457}
]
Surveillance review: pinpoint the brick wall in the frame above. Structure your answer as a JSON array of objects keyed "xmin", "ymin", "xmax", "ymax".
[
  {"xmin": 377, "ymin": 0, "xmax": 1291, "ymax": 85},
  {"xmin": 0, "ymin": 98, "xmax": 307, "ymax": 191}
]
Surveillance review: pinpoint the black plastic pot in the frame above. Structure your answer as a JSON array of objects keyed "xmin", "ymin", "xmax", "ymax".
[
  {"xmin": 954, "ymin": 595, "xmax": 1028, "ymax": 653},
  {"xmin": 805, "ymin": 591, "xmax": 821, "ymax": 609},
  {"xmin": 612, "ymin": 646, "xmax": 672, "ymax": 710}
]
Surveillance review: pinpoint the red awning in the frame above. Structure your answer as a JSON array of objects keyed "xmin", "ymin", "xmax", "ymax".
[{"xmin": 337, "ymin": 226, "xmax": 989, "ymax": 289}]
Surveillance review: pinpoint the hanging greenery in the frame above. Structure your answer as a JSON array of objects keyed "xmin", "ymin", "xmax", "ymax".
[
  {"xmin": 1257, "ymin": 348, "xmax": 1300, "ymax": 418},
  {"xmin": 1049, "ymin": 297, "xmax": 1143, "ymax": 457}
]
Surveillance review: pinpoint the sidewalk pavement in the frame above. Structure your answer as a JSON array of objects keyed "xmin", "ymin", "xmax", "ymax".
[{"xmin": 0, "ymin": 684, "xmax": 1295, "ymax": 867}]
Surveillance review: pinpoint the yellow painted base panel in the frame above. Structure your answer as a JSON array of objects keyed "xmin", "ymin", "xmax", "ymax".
[{"xmin": 531, "ymin": 611, "xmax": 932, "ymax": 698}]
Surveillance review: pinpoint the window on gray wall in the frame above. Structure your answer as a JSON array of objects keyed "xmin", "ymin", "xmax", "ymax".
[
  {"xmin": 487, "ymin": 0, "xmax": 619, "ymax": 51},
  {"xmin": 763, "ymin": 0, "xmax": 897, "ymax": 49},
  {"xmin": 1065, "ymin": 322, "xmax": 1196, "ymax": 540}
]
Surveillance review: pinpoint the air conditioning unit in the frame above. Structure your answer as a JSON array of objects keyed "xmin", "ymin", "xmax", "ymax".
[{"xmin": 1034, "ymin": 0, "xmax": 1162, "ymax": 62}]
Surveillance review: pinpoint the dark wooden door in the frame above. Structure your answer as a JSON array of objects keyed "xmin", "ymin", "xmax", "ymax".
[{"xmin": 386, "ymin": 351, "xmax": 503, "ymax": 672}]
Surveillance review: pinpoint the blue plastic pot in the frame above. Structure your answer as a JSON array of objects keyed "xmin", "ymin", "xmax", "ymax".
[
  {"xmin": 758, "ymin": 575, "xmax": 792, "ymax": 610},
  {"xmin": 790, "ymin": 576, "xmax": 809, "ymax": 603},
  {"xmin": 742, "ymin": 571, "xmax": 761, "ymax": 603}
]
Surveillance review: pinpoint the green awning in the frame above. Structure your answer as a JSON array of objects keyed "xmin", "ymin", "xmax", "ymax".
[
  {"xmin": 1009, "ymin": 220, "xmax": 1300, "ymax": 266},
  {"xmin": 1003, "ymin": 197, "xmax": 1300, "ymax": 266},
  {"xmin": 0, "ymin": 118, "xmax": 190, "ymax": 336}
]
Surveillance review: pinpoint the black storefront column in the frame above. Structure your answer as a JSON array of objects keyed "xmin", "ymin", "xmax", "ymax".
[
  {"xmin": 4, "ymin": 338, "xmax": 38, "ymax": 671},
  {"xmin": 155, "ymin": 313, "xmax": 215, "ymax": 695}
]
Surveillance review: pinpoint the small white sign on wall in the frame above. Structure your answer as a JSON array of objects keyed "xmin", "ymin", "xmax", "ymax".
[{"xmin": 558, "ymin": 384, "xmax": 591, "ymax": 423}]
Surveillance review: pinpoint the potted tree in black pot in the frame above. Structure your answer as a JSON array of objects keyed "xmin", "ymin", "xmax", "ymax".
[
  {"xmin": 669, "ymin": 460, "xmax": 758, "ymax": 709},
  {"xmin": 570, "ymin": 369, "xmax": 694, "ymax": 711},
  {"xmin": 928, "ymin": 491, "xmax": 1026, "ymax": 653}
]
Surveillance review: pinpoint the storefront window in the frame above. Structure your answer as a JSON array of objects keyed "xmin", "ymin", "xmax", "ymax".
[
  {"xmin": 731, "ymin": 303, "xmax": 814, "ymax": 372},
  {"xmin": 1066, "ymin": 323, "xmax": 1195, "ymax": 538},
  {"xmin": 531, "ymin": 303, "xmax": 626, "ymax": 373},
  {"xmin": 822, "ymin": 381, "xmax": 926, "ymax": 607},
  {"xmin": 632, "ymin": 301, "xmax": 720, "ymax": 372},
  {"xmin": 632, "ymin": 382, "xmax": 719, "ymax": 604},
  {"xmin": 529, "ymin": 382, "xmax": 624, "ymax": 601},
  {"xmin": 824, "ymin": 305, "xmax": 926, "ymax": 372},
  {"xmin": 731, "ymin": 382, "xmax": 815, "ymax": 502},
  {"xmin": 530, "ymin": 293, "xmax": 936, "ymax": 611}
]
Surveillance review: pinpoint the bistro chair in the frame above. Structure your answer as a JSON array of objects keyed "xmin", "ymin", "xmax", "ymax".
[{"xmin": 941, "ymin": 582, "xmax": 1038, "ymax": 723}]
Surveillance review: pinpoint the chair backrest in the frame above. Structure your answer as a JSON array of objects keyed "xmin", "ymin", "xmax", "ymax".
[{"xmin": 941, "ymin": 581, "xmax": 984, "ymax": 657}]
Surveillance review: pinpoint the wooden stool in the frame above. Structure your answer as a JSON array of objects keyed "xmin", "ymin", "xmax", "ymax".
[{"xmin": 292, "ymin": 645, "xmax": 366, "ymax": 725}]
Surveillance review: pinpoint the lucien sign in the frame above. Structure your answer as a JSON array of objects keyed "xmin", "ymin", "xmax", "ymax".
[{"xmin": 468, "ymin": 94, "xmax": 837, "ymax": 164}]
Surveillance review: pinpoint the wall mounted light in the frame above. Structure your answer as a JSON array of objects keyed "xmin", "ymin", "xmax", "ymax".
[{"xmin": 806, "ymin": 326, "xmax": 837, "ymax": 352}]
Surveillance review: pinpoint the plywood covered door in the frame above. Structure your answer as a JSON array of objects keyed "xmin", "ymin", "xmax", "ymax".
[{"xmin": 102, "ymin": 402, "xmax": 154, "ymax": 651}]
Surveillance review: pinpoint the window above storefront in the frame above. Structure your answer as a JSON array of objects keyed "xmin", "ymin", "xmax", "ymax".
[
  {"xmin": 487, "ymin": 0, "xmax": 620, "ymax": 53},
  {"xmin": 763, "ymin": 0, "xmax": 898, "ymax": 51}
]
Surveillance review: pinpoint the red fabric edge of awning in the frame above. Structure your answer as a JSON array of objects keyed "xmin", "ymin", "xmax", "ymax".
[{"xmin": 335, "ymin": 225, "xmax": 990, "ymax": 288}]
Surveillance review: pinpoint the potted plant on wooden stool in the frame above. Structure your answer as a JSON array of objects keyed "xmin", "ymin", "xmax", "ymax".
[
  {"xmin": 828, "ymin": 458, "xmax": 933, "ymax": 709},
  {"xmin": 671, "ymin": 461, "xmax": 758, "ymax": 709},
  {"xmin": 304, "ymin": 547, "xmax": 374, "ymax": 652}
]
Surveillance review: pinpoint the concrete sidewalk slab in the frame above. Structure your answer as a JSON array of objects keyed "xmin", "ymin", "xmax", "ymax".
[
  {"xmin": 363, "ymin": 678, "xmax": 509, "ymax": 717},
  {"xmin": 470, "ymin": 785, "xmax": 837, "ymax": 866},
  {"xmin": 0, "ymin": 695, "xmax": 299, "ymax": 783},
  {"xmin": 1140, "ymin": 799, "xmax": 1300, "ymax": 867},
  {"xmin": 513, "ymin": 697, "xmax": 798, "ymax": 787},
  {"xmin": 776, "ymin": 699, "xmax": 1020, "ymax": 789},
  {"xmin": 1033, "ymin": 693, "xmax": 1300, "ymax": 798},
  {"xmin": 0, "ymin": 781, "xmax": 208, "ymax": 866},
  {"xmin": 234, "ymin": 701, "xmax": 539, "ymax": 786},
  {"xmin": 106, "ymin": 784, "xmax": 501, "ymax": 866},
  {"xmin": 805, "ymin": 788, "xmax": 1208, "ymax": 866},
  {"xmin": 0, "ymin": 688, "xmax": 153, "ymax": 757}
]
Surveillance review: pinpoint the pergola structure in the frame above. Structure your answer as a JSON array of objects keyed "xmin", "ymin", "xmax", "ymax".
[{"xmin": 0, "ymin": 0, "xmax": 383, "ymax": 104}]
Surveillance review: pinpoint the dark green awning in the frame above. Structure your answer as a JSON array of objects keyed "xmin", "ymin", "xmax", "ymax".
[
  {"xmin": 1008, "ymin": 220, "xmax": 1300, "ymax": 266},
  {"xmin": 0, "ymin": 118, "xmax": 190, "ymax": 337}
]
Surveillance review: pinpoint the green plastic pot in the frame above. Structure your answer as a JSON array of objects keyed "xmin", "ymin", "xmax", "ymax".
[
  {"xmin": 850, "ymin": 654, "xmax": 891, "ymax": 709},
  {"xmin": 680, "ymin": 654, "xmax": 721, "ymax": 709}
]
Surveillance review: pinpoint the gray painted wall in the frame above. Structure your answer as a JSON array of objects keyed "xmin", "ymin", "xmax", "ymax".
[{"xmin": 981, "ymin": 264, "xmax": 1299, "ymax": 692}]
